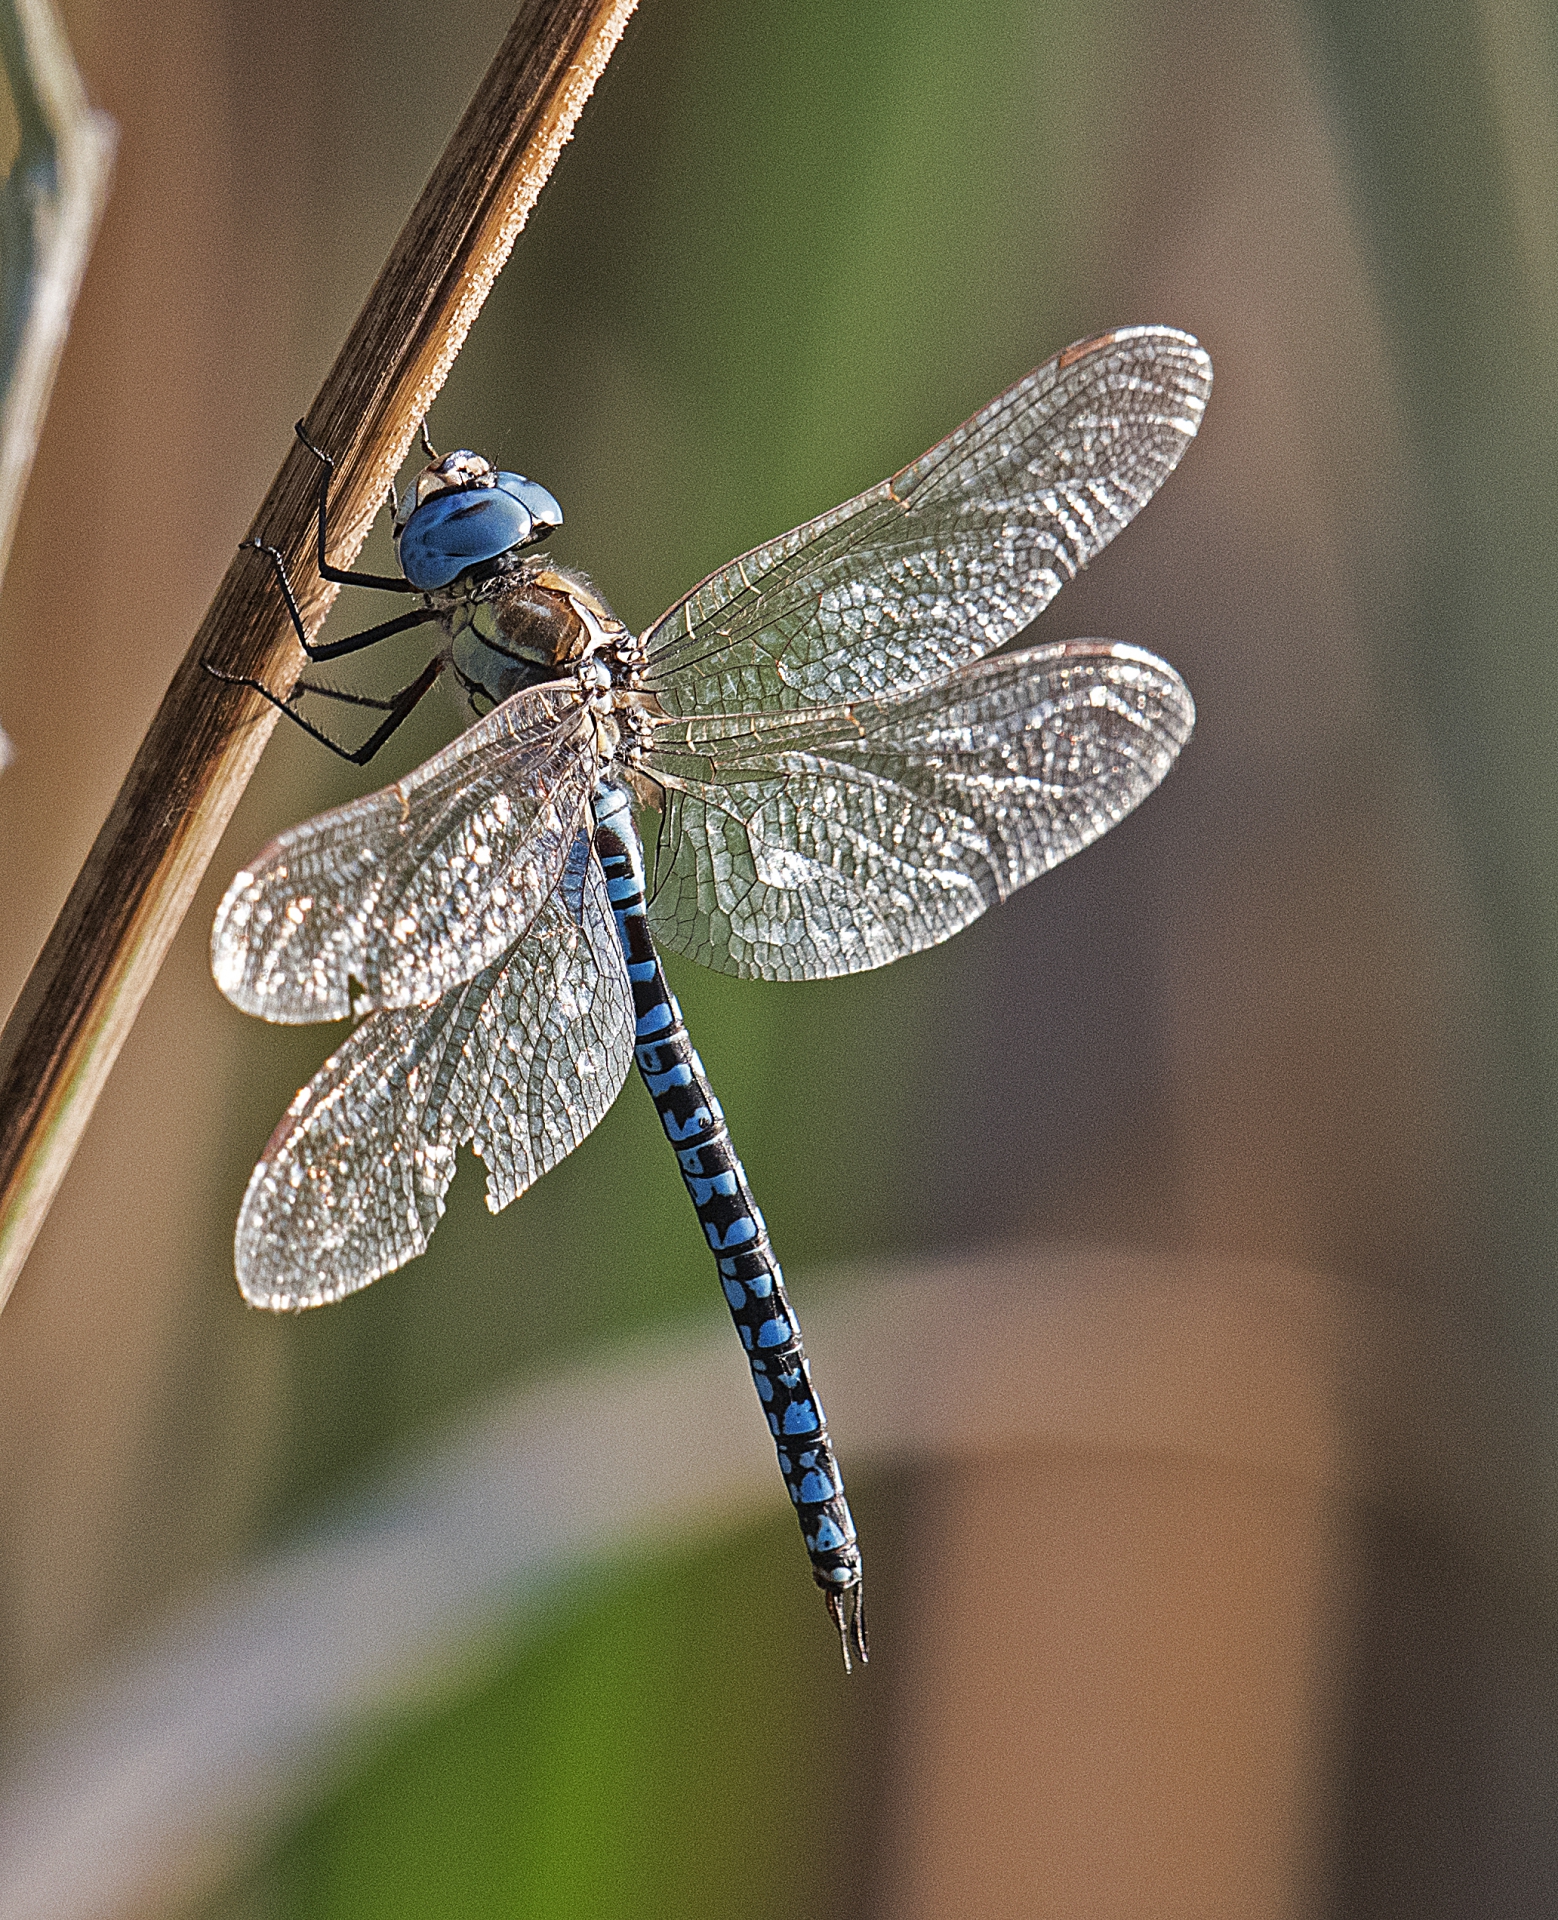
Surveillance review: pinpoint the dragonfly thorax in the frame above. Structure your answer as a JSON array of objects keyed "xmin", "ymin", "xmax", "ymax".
[{"xmin": 440, "ymin": 559, "xmax": 646, "ymax": 724}]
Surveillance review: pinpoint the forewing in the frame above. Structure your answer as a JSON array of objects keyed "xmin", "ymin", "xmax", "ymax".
[
  {"xmin": 213, "ymin": 684, "xmax": 598, "ymax": 1023},
  {"xmin": 641, "ymin": 327, "xmax": 1210, "ymax": 718},
  {"xmin": 235, "ymin": 850, "xmax": 634, "ymax": 1309},
  {"xmin": 643, "ymin": 641, "xmax": 1193, "ymax": 980}
]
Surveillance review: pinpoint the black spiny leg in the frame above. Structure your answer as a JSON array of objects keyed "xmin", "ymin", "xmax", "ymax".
[
  {"xmin": 208, "ymin": 425, "xmax": 446, "ymax": 764},
  {"xmin": 205, "ymin": 653, "xmax": 446, "ymax": 767},
  {"xmin": 242, "ymin": 536, "xmax": 440, "ymax": 663},
  {"xmin": 294, "ymin": 421, "xmax": 418, "ymax": 593}
]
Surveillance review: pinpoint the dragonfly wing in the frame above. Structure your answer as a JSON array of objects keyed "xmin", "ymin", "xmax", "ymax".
[
  {"xmin": 236, "ymin": 845, "xmax": 634, "ymax": 1309},
  {"xmin": 454, "ymin": 842, "xmax": 635, "ymax": 1218},
  {"xmin": 640, "ymin": 327, "xmax": 1210, "ymax": 719},
  {"xmin": 213, "ymin": 684, "xmax": 599, "ymax": 1023},
  {"xmin": 643, "ymin": 641, "xmax": 1193, "ymax": 980}
]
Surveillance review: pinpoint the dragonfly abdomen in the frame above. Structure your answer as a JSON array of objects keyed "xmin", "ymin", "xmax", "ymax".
[{"xmin": 590, "ymin": 781, "xmax": 866, "ymax": 1665}]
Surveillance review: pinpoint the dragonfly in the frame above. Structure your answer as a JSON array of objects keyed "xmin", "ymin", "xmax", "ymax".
[{"xmin": 211, "ymin": 324, "xmax": 1210, "ymax": 1667}]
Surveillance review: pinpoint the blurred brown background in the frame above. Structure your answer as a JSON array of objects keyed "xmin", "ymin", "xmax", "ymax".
[{"xmin": 5, "ymin": 0, "xmax": 1558, "ymax": 1913}]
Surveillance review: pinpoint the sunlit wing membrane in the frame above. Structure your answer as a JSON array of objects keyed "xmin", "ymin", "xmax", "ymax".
[
  {"xmin": 643, "ymin": 641, "xmax": 1193, "ymax": 980},
  {"xmin": 236, "ymin": 852, "xmax": 635, "ymax": 1309},
  {"xmin": 639, "ymin": 327, "xmax": 1210, "ymax": 720},
  {"xmin": 212, "ymin": 685, "xmax": 598, "ymax": 1022}
]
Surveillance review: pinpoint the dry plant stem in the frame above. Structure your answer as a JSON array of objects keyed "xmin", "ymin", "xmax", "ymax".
[{"xmin": 0, "ymin": 0, "xmax": 640, "ymax": 1309}]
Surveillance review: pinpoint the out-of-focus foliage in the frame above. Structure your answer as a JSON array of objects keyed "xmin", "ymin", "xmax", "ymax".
[
  {"xmin": 0, "ymin": 0, "xmax": 112, "ymax": 766},
  {"xmin": 1313, "ymin": 0, "xmax": 1558, "ymax": 1355},
  {"xmin": 264, "ymin": 1517, "xmax": 887, "ymax": 1920}
]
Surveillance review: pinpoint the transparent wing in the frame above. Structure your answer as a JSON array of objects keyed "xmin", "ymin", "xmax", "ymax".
[
  {"xmin": 643, "ymin": 641, "xmax": 1193, "ymax": 980},
  {"xmin": 641, "ymin": 327, "xmax": 1210, "ymax": 719},
  {"xmin": 235, "ymin": 849, "xmax": 634, "ymax": 1309},
  {"xmin": 212, "ymin": 684, "xmax": 597, "ymax": 1023}
]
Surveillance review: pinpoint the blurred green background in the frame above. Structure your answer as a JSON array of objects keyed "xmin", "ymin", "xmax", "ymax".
[{"xmin": 7, "ymin": 0, "xmax": 1558, "ymax": 1913}]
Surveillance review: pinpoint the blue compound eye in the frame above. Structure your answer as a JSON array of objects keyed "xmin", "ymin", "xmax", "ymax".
[
  {"xmin": 397, "ymin": 487, "xmax": 534, "ymax": 590},
  {"xmin": 496, "ymin": 472, "xmax": 563, "ymax": 538}
]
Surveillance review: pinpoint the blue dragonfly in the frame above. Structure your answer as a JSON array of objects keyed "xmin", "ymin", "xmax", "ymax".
[{"xmin": 210, "ymin": 325, "xmax": 1210, "ymax": 1666}]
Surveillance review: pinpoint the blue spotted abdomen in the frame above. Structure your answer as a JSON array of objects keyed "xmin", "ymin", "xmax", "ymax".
[{"xmin": 590, "ymin": 782, "xmax": 864, "ymax": 1653}]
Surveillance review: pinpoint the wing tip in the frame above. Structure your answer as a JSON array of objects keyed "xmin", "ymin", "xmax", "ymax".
[
  {"xmin": 1055, "ymin": 323, "xmax": 1213, "ymax": 402},
  {"xmin": 236, "ymin": 1257, "xmax": 383, "ymax": 1313},
  {"xmin": 1052, "ymin": 637, "xmax": 1197, "ymax": 742},
  {"xmin": 235, "ymin": 1258, "xmax": 314, "ymax": 1312}
]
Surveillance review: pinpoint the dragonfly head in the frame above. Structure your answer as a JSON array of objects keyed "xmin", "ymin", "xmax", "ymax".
[{"xmin": 394, "ymin": 450, "xmax": 564, "ymax": 592}]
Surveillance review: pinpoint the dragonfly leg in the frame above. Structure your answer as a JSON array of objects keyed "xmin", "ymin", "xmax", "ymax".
[
  {"xmin": 243, "ymin": 536, "xmax": 442, "ymax": 661},
  {"xmin": 293, "ymin": 421, "xmax": 418, "ymax": 593},
  {"xmin": 203, "ymin": 651, "xmax": 446, "ymax": 767}
]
